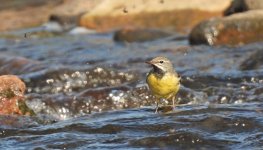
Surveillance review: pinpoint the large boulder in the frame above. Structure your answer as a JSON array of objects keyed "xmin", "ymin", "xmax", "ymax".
[
  {"xmin": 80, "ymin": 0, "xmax": 231, "ymax": 33},
  {"xmin": 0, "ymin": 0, "xmax": 62, "ymax": 31},
  {"xmin": 0, "ymin": 75, "xmax": 34, "ymax": 115},
  {"xmin": 189, "ymin": 10, "xmax": 263, "ymax": 46}
]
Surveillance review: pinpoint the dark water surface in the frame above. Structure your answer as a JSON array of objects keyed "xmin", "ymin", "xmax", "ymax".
[{"xmin": 0, "ymin": 30, "xmax": 263, "ymax": 149}]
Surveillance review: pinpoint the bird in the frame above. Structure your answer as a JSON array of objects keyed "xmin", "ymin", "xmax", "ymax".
[{"xmin": 146, "ymin": 56, "xmax": 180, "ymax": 113}]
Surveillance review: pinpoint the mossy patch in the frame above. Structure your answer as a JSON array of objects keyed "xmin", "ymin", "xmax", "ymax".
[
  {"xmin": 17, "ymin": 100, "xmax": 36, "ymax": 116},
  {"xmin": 0, "ymin": 88, "xmax": 15, "ymax": 99}
]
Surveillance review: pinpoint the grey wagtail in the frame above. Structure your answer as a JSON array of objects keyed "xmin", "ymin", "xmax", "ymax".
[{"xmin": 146, "ymin": 56, "xmax": 180, "ymax": 113}]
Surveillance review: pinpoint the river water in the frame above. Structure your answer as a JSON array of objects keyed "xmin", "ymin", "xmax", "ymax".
[{"xmin": 0, "ymin": 29, "xmax": 262, "ymax": 149}]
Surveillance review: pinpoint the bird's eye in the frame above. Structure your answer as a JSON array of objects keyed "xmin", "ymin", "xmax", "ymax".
[{"xmin": 159, "ymin": 61, "xmax": 164, "ymax": 64}]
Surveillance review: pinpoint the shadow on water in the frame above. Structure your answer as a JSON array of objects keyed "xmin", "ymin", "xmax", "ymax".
[{"xmin": 0, "ymin": 31, "xmax": 263, "ymax": 149}]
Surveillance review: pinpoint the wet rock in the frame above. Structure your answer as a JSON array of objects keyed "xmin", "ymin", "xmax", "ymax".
[
  {"xmin": 0, "ymin": 75, "xmax": 34, "ymax": 115},
  {"xmin": 80, "ymin": 0, "xmax": 231, "ymax": 33},
  {"xmin": 189, "ymin": 10, "xmax": 263, "ymax": 46},
  {"xmin": 25, "ymin": 67, "xmax": 138, "ymax": 94},
  {"xmin": 113, "ymin": 28, "xmax": 172, "ymax": 42},
  {"xmin": 0, "ymin": 0, "xmax": 62, "ymax": 31},
  {"xmin": 240, "ymin": 49, "xmax": 263, "ymax": 70},
  {"xmin": 224, "ymin": 0, "xmax": 263, "ymax": 16},
  {"xmin": 176, "ymin": 86, "xmax": 208, "ymax": 105},
  {"xmin": 26, "ymin": 84, "xmax": 153, "ymax": 119},
  {"xmin": 50, "ymin": 0, "xmax": 103, "ymax": 29}
]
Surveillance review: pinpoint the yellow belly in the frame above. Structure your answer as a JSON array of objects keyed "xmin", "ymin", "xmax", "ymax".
[{"xmin": 146, "ymin": 72, "xmax": 180, "ymax": 99}]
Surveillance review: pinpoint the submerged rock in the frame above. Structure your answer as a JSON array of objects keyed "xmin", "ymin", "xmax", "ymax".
[
  {"xmin": 0, "ymin": 54, "xmax": 42, "ymax": 75},
  {"xmin": 113, "ymin": 28, "xmax": 172, "ymax": 42},
  {"xmin": 240, "ymin": 49, "xmax": 263, "ymax": 70},
  {"xmin": 80, "ymin": 0, "xmax": 231, "ymax": 33},
  {"xmin": 189, "ymin": 10, "xmax": 263, "ymax": 46},
  {"xmin": 0, "ymin": 75, "xmax": 34, "ymax": 115}
]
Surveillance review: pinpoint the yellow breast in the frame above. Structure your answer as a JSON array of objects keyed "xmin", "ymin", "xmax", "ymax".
[{"xmin": 146, "ymin": 72, "xmax": 180, "ymax": 99}]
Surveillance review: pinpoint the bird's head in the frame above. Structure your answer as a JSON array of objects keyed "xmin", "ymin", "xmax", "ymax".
[{"xmin": 146, "ymin": 56, "xmax": 174, "ymax": 73}]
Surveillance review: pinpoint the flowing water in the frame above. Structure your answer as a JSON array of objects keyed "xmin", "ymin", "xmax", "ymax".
[{"xmin": 0, "ymin": 28, "xmax": 262, "ymax": 149}]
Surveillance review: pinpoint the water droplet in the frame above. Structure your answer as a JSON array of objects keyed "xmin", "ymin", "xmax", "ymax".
[
  {"xmin": 46, "ymin": 79, "xmax": 54, "ymax": 84},
  {"xmin": 241, "ymin": 86, "xmax": 246, "ymax": 90}
]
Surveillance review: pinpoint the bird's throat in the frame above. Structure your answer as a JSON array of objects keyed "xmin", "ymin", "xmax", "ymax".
[{"xmin": 152, "ymin": 65, "xmax": 165, "ymax": 78}]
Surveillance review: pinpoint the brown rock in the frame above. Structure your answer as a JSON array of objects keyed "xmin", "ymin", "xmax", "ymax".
[
  {"xmin": 0, "ymin": 0, "xmax": 62, "ymax": 31},
  {"xmin": 0, "ymin": 75, "xmax": 34, "ymax": 115},
  {"xmin": 0, "ymin": 75, "xmax": 25, "ymax": 114},
  {"xmin": 113, "ymin": 28, "xmax": 172, "ymax": 42},
  {"xmin": 189, "ymin": 10, "xmax": 263, "ymax": 46},
  {"xmin": 50, "ymin": 0, "xmax": 103, "ymax": 27},
  {"xmin": 0, "ymin": 75, "xmax": 26, "ymax": 96},
  {"xmin": 224, "ymin": 0, "xmax": 263, "ymax": 16},
  {"xmin": 80, "ymin": 0, "xmax": 231, "ymax": 33},
  {"xmin": 0, "ymin": 0, "xmax": 61, "ymax": 10}
]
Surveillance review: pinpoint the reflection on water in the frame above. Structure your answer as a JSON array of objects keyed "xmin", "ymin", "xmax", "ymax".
[{"xmin": 0, "ymin": 32, "xmax": 263, "ymax": 149}]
